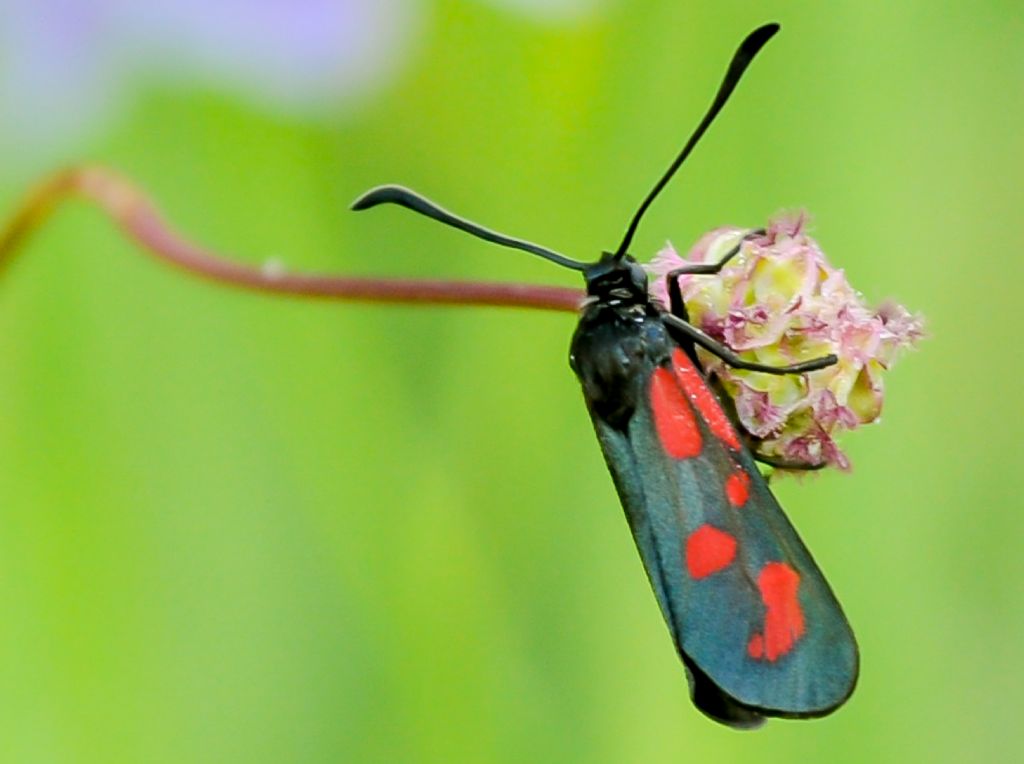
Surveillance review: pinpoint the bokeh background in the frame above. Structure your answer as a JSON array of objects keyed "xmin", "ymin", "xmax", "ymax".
[{"xmin": 0, "ymin": 1, "xmax": 1021, "ymax": 762}]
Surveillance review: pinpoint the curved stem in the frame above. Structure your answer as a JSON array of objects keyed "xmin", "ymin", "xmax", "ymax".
[{"xmin": 0, "ymin": 165, "xmax": 585, "ymax": 313}]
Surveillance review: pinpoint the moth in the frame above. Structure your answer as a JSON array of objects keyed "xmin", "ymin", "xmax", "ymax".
[{"xmin": 353, "ymin": 23, "xmax": 858, "ymax": 728}]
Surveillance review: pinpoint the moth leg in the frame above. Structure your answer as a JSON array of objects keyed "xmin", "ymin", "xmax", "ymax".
[
  {"xmin": 661, "ymin": 314, "xmax": 837, "ymax": 375},
  {"xmin": 758, "ymin": 454, "xmax": 826, "ymax": 485},
  {"xmin": 661, "ymin": 228, "xmax": 835, "ymax": 375},
  {"xmin": 752, "ymin": 451, "xmax": 825, "ymax": 471},
  {"xmin": 735, "ymin": 425, "xmax": 826, "ymax": 471},
  {"xmin": 665, "ymin": 228, "xmax": 765, "ymax": 319}
]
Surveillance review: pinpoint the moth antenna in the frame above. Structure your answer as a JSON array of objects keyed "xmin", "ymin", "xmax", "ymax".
[
  {"xmin": 352, "ymin": 185, "xmax": 588, "ymax": 272},
  {"xmin": 612, "ymin": 22, "xmax": 780, "ymax": 261}
]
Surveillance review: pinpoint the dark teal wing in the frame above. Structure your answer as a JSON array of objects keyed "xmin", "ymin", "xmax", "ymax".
[{"xmin": 587, "ymin": 348, "xmax": 858, "ymax": 726}]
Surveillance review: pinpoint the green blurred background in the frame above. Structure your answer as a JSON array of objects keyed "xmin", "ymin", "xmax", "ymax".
[{"xmin": 0, "ymin": 1, "xmax": 1021, "ymax": 762}]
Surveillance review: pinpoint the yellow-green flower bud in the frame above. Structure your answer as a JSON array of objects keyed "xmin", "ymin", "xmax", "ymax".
[{"xmin": 647, "ymin": 214, "xmax": 923, "ymax": 471}]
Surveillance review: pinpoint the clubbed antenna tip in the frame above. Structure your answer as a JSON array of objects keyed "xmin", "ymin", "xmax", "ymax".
[
  {"xmin": 351, "ymin": 184, "xmax": 587, "ymax": 271},
  {"xmin": 612, "ymin": 23, "xmax": 780, "ymax": 260}
]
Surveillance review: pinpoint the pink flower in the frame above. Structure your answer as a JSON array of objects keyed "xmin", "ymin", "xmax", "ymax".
[{"xmin": 647, "ymin": 213, "xmax": 923, "ymax": 471}]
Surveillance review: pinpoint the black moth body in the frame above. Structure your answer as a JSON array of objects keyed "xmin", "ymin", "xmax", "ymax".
[{"xmin": 571, "ymin": 256, "xmax": 857, "ymax": 728}]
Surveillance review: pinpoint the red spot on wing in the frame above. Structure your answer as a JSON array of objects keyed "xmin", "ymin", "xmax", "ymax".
[
  {"xmin": 685, "ymin": 524, "xmax": 737, "ymax": 579},
  {"xmin": 725, "ymin": 471, "xmax": 751, "ymax": 508},
  {"xmin": 747, "ymin": 634, "xmax": 765, "ymax": 659},
  {"xmin": 650, "ymin": 367, "xmax": 702, "ymax": 459},
  {"xmin": 670, "ymin": 349, "xmax": 741, "ymax": 450},
  {"xmin": 747, "ymin": 562, "xmax": 806, "ymax": 662}
]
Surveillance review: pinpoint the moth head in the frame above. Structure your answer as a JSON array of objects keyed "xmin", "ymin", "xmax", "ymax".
[{"xmin": 584, "ymin": 253, "xmax": 649, "ymax": 303}]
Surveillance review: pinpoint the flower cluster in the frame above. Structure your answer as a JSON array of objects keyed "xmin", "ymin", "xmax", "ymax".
[{"xmin": 647, "ymin": 214, "xmax": 923, "ymax": 471}]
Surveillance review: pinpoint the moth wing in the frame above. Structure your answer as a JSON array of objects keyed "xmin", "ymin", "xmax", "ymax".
[{"xmin": 589, "ymin": 351, "xmax": 858, "ymax": 725}]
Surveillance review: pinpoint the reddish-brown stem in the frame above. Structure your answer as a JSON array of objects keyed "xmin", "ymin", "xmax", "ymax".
[{"xmin": 0, "ymin": 165, "xmax": 585, "ymax": 313}]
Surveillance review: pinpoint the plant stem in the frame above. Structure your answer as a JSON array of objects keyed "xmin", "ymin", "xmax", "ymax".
[{"xmin": 0, "ymin": 165, "xmax": 585, "ymax": 312}]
